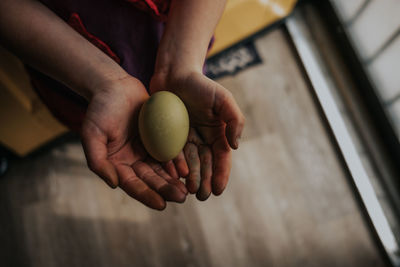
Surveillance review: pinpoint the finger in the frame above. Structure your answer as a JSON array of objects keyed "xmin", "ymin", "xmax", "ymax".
[
  {"xmin": 147, "ymin": 160, "xmax": 188, "ymax": 195},
  {"xmin": 184, "ymin": 143, "xmax": 201, "ymax": 194},
  {"xmin": 187, "ymin": 127, "xmax": 205, "ymax": 145},
  {"xmin": 81, "ymin": 121, "xmax": 118, "ymax": 188},
  {"xmin": 162, "ymin": 160, "xmax": 179, "ymax": 179},
  {"xmin": 211, "ymin": 137, "xmax": 232, "ymax": 196},
  {"xmin": 197, "ymin": 145, "xmax": 213, "ymax": 201},
  {"xmin": 216, "ymin": 90, "xmax": 245, "ymax": 150},
  {"xmin": 173, "ymin": 151, "xmax": 189, "ymax": 178},
  {"xmin": 116, "ymin": 164, "xmax": 166, "ymax": 210},
  {"xmin": 133, "ymin": 161, "xmax": 186, "ymax": 203}
]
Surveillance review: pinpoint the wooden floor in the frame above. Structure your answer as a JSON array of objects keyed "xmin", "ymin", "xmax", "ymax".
[{"xmin": 0, "ymin": 28, "xmax": 386, "ymax": 267}]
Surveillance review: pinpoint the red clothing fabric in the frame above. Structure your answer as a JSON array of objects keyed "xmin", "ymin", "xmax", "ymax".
[
  {"xmin": 68, "ymin": 13, "xmax": 121, "ymax": 64},
  {"xmin": 125, "ymin": 0, "xmax": 170, "ymax": 21}
]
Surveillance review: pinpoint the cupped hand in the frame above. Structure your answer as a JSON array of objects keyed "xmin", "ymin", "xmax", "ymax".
[
  {"xmin": 80, "ymin": 76, "xmax": 188, "ymax": 210},
  {"xmin": 150, "ymin": 71, "xmax": 245, "ymax": 200}
]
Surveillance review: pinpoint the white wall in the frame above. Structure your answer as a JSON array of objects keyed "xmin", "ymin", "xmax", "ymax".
[{"xmin": 331, "ymin": 0, "xmax": 400, "ymax": 131}]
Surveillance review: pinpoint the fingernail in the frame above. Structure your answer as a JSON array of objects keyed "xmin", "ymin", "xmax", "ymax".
[
  {"xmin": 182, "ymin": 185, "xmax": 188, "ymax": 195},
  {"xmin": 104, "ymin": 178, "xmax": 117, "ymax": 189},
  {"xmin": 235, "ymin": 136, "xmax": 241, "ymax": 149},
  {"xmin": 187, "ymin": 175, "xmax": 201, "ymax": 194},
  {"xmin": 196, "ymin": 175, "xmax": 201, "ymax": 190},
  {"xmin": 196, "ymin": 189, "xmax": 211, "ymax": 201},
  {"xmin": 105, "ymin": 169, "xmax": 118, "ymax": 188}
]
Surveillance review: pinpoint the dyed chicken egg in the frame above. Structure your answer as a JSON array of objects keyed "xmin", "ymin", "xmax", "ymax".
[{"xmin": 139, "ymin": 91, "xmax": 189, "ymax": 162}]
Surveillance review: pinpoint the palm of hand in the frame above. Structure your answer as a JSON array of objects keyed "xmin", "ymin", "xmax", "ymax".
[
  {"xmin": 81, "ymin": 77, "xmax": 187, "ymax": 210},
  {"xmin": 150, "ymin": 72, "xmax": 244, "ymax": 200}
]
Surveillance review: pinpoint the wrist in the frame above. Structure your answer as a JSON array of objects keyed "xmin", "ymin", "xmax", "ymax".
[
  {"xmin": 153, "ymin": 51, "xmax": 204, "ymax": 88},
  {"xmin": 84, "ymin": 68, "xmax": 131, "ymax": 100},
  {"xmin": 152, "ymin": 63, "xmax": 202, "ymax": 94},
  {"xmin": 154, "ymin": 56, "xmax": 203, "ymax": 81},
  {"xmin": 154, "ymin": 39, "xmax": 205, "ymax": 79},
  {"xmin": 90, "ymin": 73, "xmax": 148, "ymax": 109}
]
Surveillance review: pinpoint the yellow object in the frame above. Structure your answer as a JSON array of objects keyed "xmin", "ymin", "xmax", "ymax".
[
  {"xmin": 139, "ymin": 91, "xmax": 189, "ymax": 162},
  {"xmin": 0, "ymin": 46, "xmax": 67, "ymax": 156},
  {"xmin": 208, "ymin": 0, "xmax": 297, "ymax": 57}
]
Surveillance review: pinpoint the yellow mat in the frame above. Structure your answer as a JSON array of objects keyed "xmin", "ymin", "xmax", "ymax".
[
  {"xmin": 0, "ymin": 47, "xmax": 67, "ymax": 156},
  {"xmin": 208, "ymin": 0, "xmax": 298, "ymax": 57}
]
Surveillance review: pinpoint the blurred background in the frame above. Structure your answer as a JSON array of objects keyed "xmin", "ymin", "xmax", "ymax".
[{"xmin": 1, "ymin": 0, "xmax": 400, "ymax": 266}]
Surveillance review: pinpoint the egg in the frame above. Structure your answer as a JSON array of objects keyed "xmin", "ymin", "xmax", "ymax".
[{"xmin": 139, "ymin": 91, "xmax": 189, "ymax": 162}]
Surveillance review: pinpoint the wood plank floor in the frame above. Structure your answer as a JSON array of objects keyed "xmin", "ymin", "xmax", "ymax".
[{"xmin": 0, "ymin": 28, "xmax": 386, "ymax": 267}]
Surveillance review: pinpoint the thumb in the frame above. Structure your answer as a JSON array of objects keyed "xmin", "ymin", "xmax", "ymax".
[
  {"xmin": 81, "ymin": 120, "xmax": 119, "ymax": 188},
  {"xmin": 216, "ymin": 89, "xmax": 245, "ymax": 149}
]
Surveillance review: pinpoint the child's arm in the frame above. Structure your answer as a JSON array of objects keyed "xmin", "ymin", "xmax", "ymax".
[
  {"xmin": 151, "ymin": 0, "xmax": 245, "ymax": 199},
  {"xmin": 0, "ymin": 0, "xmax": 187, "ymax": 209},
  {"xmin": 0, "ymin": 0, "xmax": 127, "ymax": 100},
  {"xmin": 155, "ymin": 0, "xmax": 226, "ymax": 76}
]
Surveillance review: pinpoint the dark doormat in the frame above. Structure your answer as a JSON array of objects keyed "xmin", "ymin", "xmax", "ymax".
[{"xmin": 205, "ymin": 40, "xmax": 262, "ymax": 80}]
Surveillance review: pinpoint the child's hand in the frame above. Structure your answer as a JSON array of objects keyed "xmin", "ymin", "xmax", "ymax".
[
  {"xmin": 150, "ymin": 71, "xmax": 245, "ymax": 200},
  {"xmin": 81, "ymin": 75, "xmax": 188, "ymax": 210}
]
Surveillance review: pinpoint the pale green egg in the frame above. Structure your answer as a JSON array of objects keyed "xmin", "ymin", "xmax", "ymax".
[{"xmin": 139, "ymin": 91, "xmax": 189, "ymax": 162}]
